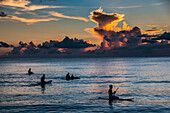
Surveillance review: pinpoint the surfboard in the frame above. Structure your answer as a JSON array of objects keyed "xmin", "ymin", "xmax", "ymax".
[
  {"xmin": 28, "ymin": 72, "xmax": 34, "ymax": 74},
  {"xmin": 66, "ymin": 77, "xmax": 80, "ymax": 80},
  {"xmin": 37, "ymin": 80, "xmax": 52, "ymax": 85},
  {"xmin": 110, "ymin": 98, "xmax": 134, "ymax": 101},
  {"xmin": 118, "ymin": 98, "xmax": 134, "ymax": 101}
]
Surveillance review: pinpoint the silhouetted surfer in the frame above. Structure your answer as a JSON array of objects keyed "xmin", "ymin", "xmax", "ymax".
[
  {"xmin": 108, "ymin": 85, "xmax": 133, "ymax": 103},
  {"xmin": 66, "ymin": 72, "xmax": 70, "ymax": 80},
  {"xmin": 71, "ymin": 74, "xmax": 74, "ymax": 79},
  {"xmin": 41, "ymin": 74, "xmax": 45, "ymax": 84},
  {"xmin": 28, "ymin": 68, "xmax": 33, "ymax": 75},
  {"xmin": 108, "ymin": 85, "xmax": 119, "ymax": 101}
]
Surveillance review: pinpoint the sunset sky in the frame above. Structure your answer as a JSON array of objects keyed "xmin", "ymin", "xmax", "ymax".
[
  {"xmin": 0, "ymin": 0, "xmax": 170, "ymax": 56},
  {"xmin": 0, "ymin": 0, "xmax": 169, "ymax": 43}
]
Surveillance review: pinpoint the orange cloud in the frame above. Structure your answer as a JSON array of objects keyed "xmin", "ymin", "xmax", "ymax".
[
  {"xmin": 49, "ymin": 11, "xmax": 88, "ymax": 22},
  {"xmin": 145, "ymin": 29, "xmax": 162, "ymax": 33},
  {"xmin": 0, "ymin": 0, "xmax": 30, "ymax": 8},
  {"xmin": 122, "ymin": 21, "xmax": 131, "ymax": 30},
  {"xmin": 86, "ymin": 40, "xmax": 91, "ymax": 44},
  {"xmin": 88, "ymin": 7, "xmax": 124, "ymax": 30},
  {"xmin": 0, "ymin": 0, "xmax": 68, "ymax": 11},
  {"xmin": 163, "ymin": 25, "xmax": 168, "ymax": 27},
  {"xmin": 0, "ymin": 15, "xmax": 60, "ymax": 25},
  {"xmin": 84, "ymin": 28, "xmax": 103, "ymax": 43},
  {"xmin": 22, "ymin": 5, "xmax": 68, "ymax": 11},
  {"xmin": 147, "ymin": 25, "xmax": 156, "ymax": 27}
]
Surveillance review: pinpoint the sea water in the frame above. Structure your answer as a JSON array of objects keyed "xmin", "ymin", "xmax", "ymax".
[{"xmin": 0, "ymin": 57, "xmax": 170, "ymax": 113}]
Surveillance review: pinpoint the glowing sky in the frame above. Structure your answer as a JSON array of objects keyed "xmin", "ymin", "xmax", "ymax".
[{"xmin": 0, "ymin": 0, "xmax": 170, "ymax": 46}]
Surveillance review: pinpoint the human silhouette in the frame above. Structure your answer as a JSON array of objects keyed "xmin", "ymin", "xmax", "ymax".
[
  {"xmin": 108, "ymin": 85, "xmax": 133, "ymax": 102},
  {"xmin": 28, "ymin": 68, "xmax": 33, "ymax": 75},
  {"xmin": 108, "ymin": 85, "xmax": 119, "ymax": 101},
  {"xmin": 41, "ymin": 74, "xmax": 45, "ymax": 84},
  {"xmin": 66, "ymin": 72, "xmax": 70, "ymax": 80},
  {"xmin": 71, "ymin": 74, "xmax": 74, "ymax": 79}
]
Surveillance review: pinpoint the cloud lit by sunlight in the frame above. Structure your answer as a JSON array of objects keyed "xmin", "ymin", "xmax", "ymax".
[
  {"xmin": 0, "ymin": 0, "xmax": 68, "ymax": 11},
  {"xmin": 49, "ymin": 11, "xmax": 88, "ymax": 22},
  {"xmin": 145, "ymin": 29, "xmax": 163, "ymax": 33},
  {"xmin": 22, "ymin": 5, "xmax": 68, "ymax": 11},
  {"xmin": 0, "ymin": 0, "xmax": 30, "ymax": 8},
  {"xmin": 147, "ymin": 25, "xmax": 157, "ymax": 27},
  {"xmin": 0, "ymin": 15, "xmax": 60, "ymax": 25},
  {"xmin": 85, "ymin": 8, "xmax": 142, "ymax": 49},
  {"xmin": 89, "ymin": 7, "xmax": 124, "ymax": 30}
]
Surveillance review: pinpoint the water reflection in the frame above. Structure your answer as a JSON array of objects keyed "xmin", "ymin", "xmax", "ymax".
[
  {"xmin": 41, "ymin": 84, "xmax": 45, "ymax": 94},
  {"xmin": 0, "ymin": 58, "xmax": 170, "ymax": 112}
]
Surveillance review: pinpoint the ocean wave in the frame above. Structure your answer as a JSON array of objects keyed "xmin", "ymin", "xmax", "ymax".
[{"xmin": 134, "ymin": 80, "xmax": 170, "ymax": 84}]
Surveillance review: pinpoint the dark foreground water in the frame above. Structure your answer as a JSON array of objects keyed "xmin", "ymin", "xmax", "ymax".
[{"xmin": 0, "ymin": 57, "xmax": 170, "ymax": 113}]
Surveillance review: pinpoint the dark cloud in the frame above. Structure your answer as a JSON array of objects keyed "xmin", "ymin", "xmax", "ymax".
[
  {"xmin": 0, "ymin": 41, "xmax": 14, "ymax": 48},
  {"xmin": 156, "ymin": 32, "xmax": 170, "ymax": 40},
  {"xmin": 145, "ymin": 29, "xmax": 162, "ymax": 33},
  {"xmin": 93, "ymin": 26, "xmax": 142, "ymax": 48},
  {"xmin": 7, "ymin": 36, "xmax": 96, "ymax": 56},
  {"xmin": 86, "ymin": 8, "xmax": 143, "ymax": 49},
  {"xmin": 0, "ymin": 11, "xmax": 7, "ymax": 17},
  {"xmin": 142, "ymin": 39, "xmax": 158, "ymax": 44},
  {"xmin": 19, "ymin": 41, "xmax": 29, "ymax": 47},
  {"xmin": 38, "ymin": 36, "xmax": 96, "ymax": 48},
  {"xmin": 137, "ymin": 34, "xmax": 158, "ymax": 37},
  {"xmin": 89, "ymin": 8, "xmax": 124, "ymax": 29}
]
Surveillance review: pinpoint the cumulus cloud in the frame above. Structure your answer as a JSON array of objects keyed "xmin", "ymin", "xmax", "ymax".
[
  {"xmin": 0, "ymin": 15, "xmax": 60, "ymax": 24},
  {"xmin": 156, "ymin": 32, "xmax": 170, "ymax": 40},
  {"xmin": 7, "ymin": 36, "xmax": 96, "ymax": 56},
  {"xmin": 85, "ymin": 8, "xmax": 169, "ymax": 52},
  {"xmin": 89, "ymin": 7, "xmax": 124, "ymax": 29},
  {"xmin": 38, "ymin": 36, "xmax": 96, "ymax": 48},
  {"xmin": 49, "ymin": 11, "xmax": 88, "ymax": 22},
  {"xmin": 85, "ymin": 8, "xmax": 142, "ymax": 49},
  {"xmin": 0, "ymin": 41, "xmax": 14, "ymax": 48}
]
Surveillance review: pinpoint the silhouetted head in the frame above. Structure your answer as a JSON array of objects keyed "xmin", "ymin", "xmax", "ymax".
[
  {"xmin": 109, "ymin": 85, "xmax": 113, "ymax": 89},
  {"xmin": 29, "ymin": 68, "xmax": 31, "ymax": 70},
  {"xmin": 43, "ymin": 74, "xmax": 45, "ymax": 77}
]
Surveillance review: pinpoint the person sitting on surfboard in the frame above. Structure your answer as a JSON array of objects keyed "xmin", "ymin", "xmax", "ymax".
[
  {"xmin": 41, "ymin": 74, "xmax": 45, "ymax": 84},
  {"xmin": 108, "ymin": 85, "xmax": 119, "ymax": 101},
  {"xmin": 66, "ymin": 72, "xmax": 70, "ymax": 80},
  {"xmin": 28, "ymin": 68, "xmax": 33, "ymax": 74},
  {"xmin": 108, "ymin": 85, "xmax": 133, "ymax": 102},
  {"xmin": 71, "ymin": 74, "xmax": 74, "ymax": 79}
]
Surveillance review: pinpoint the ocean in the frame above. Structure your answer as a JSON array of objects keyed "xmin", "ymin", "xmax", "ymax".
[{"xmin": 0, "ymin": 57, "xmax": 170, "ymax": 113}]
